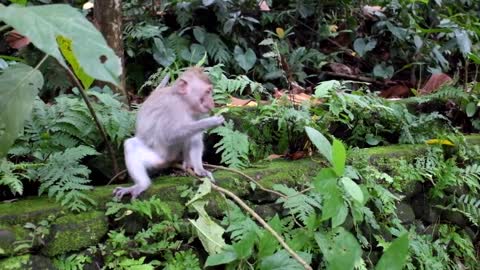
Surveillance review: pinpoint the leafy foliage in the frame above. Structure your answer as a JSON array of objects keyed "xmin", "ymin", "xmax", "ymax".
[
  {"xmin": 211, "ymin": 120, "xmax": 250, "ymax": 169},
  {"xmin": 33, "ymin": 145, "xmax": 98, "ymax": 211}
]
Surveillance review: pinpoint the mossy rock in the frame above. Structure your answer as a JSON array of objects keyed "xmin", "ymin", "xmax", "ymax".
[
  {"xmin": 0, "ymin": 255, "xmax": 55, "ymax": 270},
  {"xmin": 41, "ymin": 211, "xmax": 108, "ymax": 257},
  {"xmin": 0, "ymin": 224, "xmax": 29, "ymax": 257}
]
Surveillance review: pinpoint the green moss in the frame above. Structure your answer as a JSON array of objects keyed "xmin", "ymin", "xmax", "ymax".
[
  {"xmin": 465, "ymin": 134, "xmax": 480, "ymax": 145},
  {"xmin": 0, "ymin": 255, "xmax": 55, "ymax": 270},
  {"xmin": 41, "ymin": 211, "xmax": 108, "ymax": 257},
  {"xmin": 0, "ymin": 197, "xmax": 64, "ymax": 226}
]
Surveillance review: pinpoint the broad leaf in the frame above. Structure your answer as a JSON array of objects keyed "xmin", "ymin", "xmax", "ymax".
[
  {"xmin": 57, "ymin": 35, "xmax": 93, "ymax": 89},
  {"xmin": 373, "ymin": 63, "xmax": 394, "ymax": 79},
  {"xmin": 0, "ymin": 63, "xmax": 44, "ymax": 158},
  {"xmin": 341, "ymin": 177, "xmax": 364, "ymax": 204},
  {"xmin": 233, "ymin": 231, "xmax": 256, "ymax": 259},
  {"xmin": 353, "ymin": 38, "xmax": 377, "ymax": 57},
  {"xmin": 331, "ymin": 203, "xmax": 348, "ymax": 227},
  {"xmin": 454, "ymin": 29, "xmax": 471, "ymax": 56},
  {"xmin": 315, "ymin": 227, "xmax": 362, "ymax": 270},
  {"xmin": 258, "ymin": 215, "xmax": 282, "ymax": 258},
  {"xmin": 0, "ymin": 4, "xmax": 121, "ymax": 85},
  {"xmin": 234, "ymin": 46, "xmax": 256, "ymax": 72},
  {"xmin": 314, "ymin": 168, "xmax": 344, "ymax": 221},
  {"xmin": 189, "ymin": 200, "xmax": 226, "ymax": 254},
  {"xmin": 375, "ymin": 233, "xmax": 409, "ymax": 270},
  {"xmin": 331, "ymin": 139, "xmax": 346, "ymax": 176},
  {"xmin": 305, "ymin": 127, "xmax": 332, "ymax": 164},
  {"xmin": 466, "ymin": 102, "xmax": 477, "ymax": 117},
  {"xmin": 180, "ymin": 44, "xmax": 207, "ymax": 64},
  {"xmin": 205, "ymin": 246, "xmax": 238, "ymax": 267},
  {"xmin": 152, "ymin": 38, "xmax": 176, "ymax": 67},
  {"xmin": 259, "ymin": 250, "xmax": 312, "ymax": 270}
]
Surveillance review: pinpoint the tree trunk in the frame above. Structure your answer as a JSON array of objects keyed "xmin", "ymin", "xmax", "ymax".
[{"xmin": 93, "ymin": 0, "xmax": 127, "ymax": 99}]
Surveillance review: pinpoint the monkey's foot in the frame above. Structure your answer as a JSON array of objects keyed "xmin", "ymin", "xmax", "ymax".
[
  {"xmin": 113, "ymin": 185, "xmax": 148, "ymax": 199},
  {"xmin": 194, "ymin": 168, "xmax": 215, "ymax": 182}
]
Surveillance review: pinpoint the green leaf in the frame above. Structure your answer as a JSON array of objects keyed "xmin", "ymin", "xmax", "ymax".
[
  {"xmin": 366, "ymin": 133, "xmax": 381, "ymax": 145},
  {"xmin": 314, "ymin": 80, "xmax": 340, "ymax": 98},
  {"xmin": 468, "ymin": 53, "xmax": 480, "ymax": 64},
  {"xmin": 0, "ymin": 4, "xmax": 121, "ymax": 85},
  {"xmin": 259, "ymin": 250, "xmax": 312, "ymax": 270},
  {"xmin": 466, "ymin": 102, "xmax": 477, "ymax": 117},
  {"xmin": 152, "ymin": 38, "xmax": 175, "ymax": 67},
  {"xmin": 57, "ymin": 35, "xmax": 94, "ymax": 89},
  {"xmin": 234, "ymin": 46, "xmax": 257, "ymax": 72},
  {"xmin": 258, "ymin": 215, "xmax": 282, "ymax": 258},
  {"xmin": 331, "ymin": 139, "xmax": 346, "ymax": 176},
  {"xmin": 341, "ymin": 177, "xmax": 364, "ymax": 204},
  {"xmin": 314, "ymin": 168, "xmax": 344, "ymax": 221},
  {"xmin": 233, "ymin": 231, "xmax": 256, "ymax": 259},
  {"xmin": 315, "ymin": 227, "xmax": 362, "ymax": 270},
  {"xmin": 375, "ymin": 233, "xmax": 409, "ymax": 270},
  {"xmin": 193, "ymin": 27, "xmax": 206, "ymax": 44},
  {"xmin": 305, "ymin": 127, "xmax": 332, "ymax": 164},
  {"xmin": 373, "ymin": 63, "xmax": 394, "ymax": 79},
  {"xmin": 353, "ymin": 38, "xmax": 377, "ymax": 57},
  {"xmin": 180, "ymin": 44, "xmax": 207, "ymax": 64},
  {"xmin": 189, "ymin": 200, "xmax": 226, "ymax": 255},
  {"xmin": 205, "ymin": 246, "xmax": 237, "ymax": 267},
  {"xmin": 454, "ymin": 29, "xmax": 471, "ymax": 56},
  {"xmin": 0, "ymin": 63, "xmax": 43, "ymax": 158},
  {"xmin": 223, "ymin": 18, "xmax": 235, "ymax": 34},
  {"xmin": 331, "ymin": 203, "xmax": 348, "ymax": 227}
]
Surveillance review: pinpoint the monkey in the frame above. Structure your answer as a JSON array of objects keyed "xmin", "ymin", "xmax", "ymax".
[{"xmin": 113, "ymin": 67, "xmax": 224, "ymax": 199}]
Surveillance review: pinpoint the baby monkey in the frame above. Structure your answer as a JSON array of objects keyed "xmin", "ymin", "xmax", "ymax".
[{"xmin": 113, "ymin": 67, "xmax": 224, "ymax": 199}]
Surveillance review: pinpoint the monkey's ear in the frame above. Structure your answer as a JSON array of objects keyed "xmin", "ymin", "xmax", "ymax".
[{"xmin": 176, "ymin": 79, "xmax": 189, "ymax": 95}]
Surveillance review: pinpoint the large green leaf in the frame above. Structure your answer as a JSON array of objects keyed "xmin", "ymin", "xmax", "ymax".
[
  {"xmin": 0, "ymin": 4, "xmax": 121, "ymax": 85},
  {"xmin": 331, "ymin": 139, "xmax": 346, "ymax": 176},
  {"xmin": 315, "ymin": 227, "xmax": 362, "ymax": 270},
  {"xmin": 375, "ymin": 233, "xmax": 409, "ymax": 270},
  {"xmin": 259, "ymin": 250, "xmax": 312, "ymax": 270},
  {"xmin": 0, "ymin": 63, "xmax": 44, "ymax": 158},
  {"xmin": 234, "ymin": 46, "xmax": 257, "ymax": 72},
  {"xmin": 305, "ymin": 126, "xmax": 332, "ymax": 164},
  {"xmin": 189, "ymin": 200, "xmax": 226, "ymax": 255}
]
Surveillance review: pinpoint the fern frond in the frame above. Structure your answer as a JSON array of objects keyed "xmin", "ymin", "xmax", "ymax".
[
  {"xmin": 35, "ymin": 146, "xmax": 98, "ymax": 212},
  {"xmin": 0, "ymin": 159, "xmax": 24, "ymax": 195},
  {"xmin": 203, "ymin": 33, "xmax": 231, "ymax": 64},
  {"xmin": 451, "ymin": 194, "xmax": 480, "ymax": 226},
  {"xmin": 211, "ymin": 120, "xmax": 250, "ymax": 168},
  {"xmin": 222, "ymin": 201, "xmax": 260, "ymax": 242},
  {"xmin": 273, "ymin": 184, "xmax": 322, "ymax": 224}
]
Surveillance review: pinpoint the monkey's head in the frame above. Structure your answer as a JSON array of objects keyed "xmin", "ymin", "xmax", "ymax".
[{"xmin": 176, "ymin": 67, "xmax": 215, "ymax": 114}]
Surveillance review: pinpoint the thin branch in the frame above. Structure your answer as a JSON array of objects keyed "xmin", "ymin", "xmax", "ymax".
[
  {"xmin": 203, "ymin": 163, "xmax": 287, "ymax": 199},
  {"xmin": 184, "ymin": 169, "xmax": 312, "ymax": 270},
  {"xmin": 107, "ymin": 169, "xmax": 126, "ymax": 185},
  {"xmin": 62, "ymin": 63, "xmax": 120, "ymax": 175}
]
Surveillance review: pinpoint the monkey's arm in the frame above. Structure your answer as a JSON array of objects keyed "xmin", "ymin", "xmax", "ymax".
[{"xmin": 167, "ymin": 116, "xmax": 224, "ymax": 144}]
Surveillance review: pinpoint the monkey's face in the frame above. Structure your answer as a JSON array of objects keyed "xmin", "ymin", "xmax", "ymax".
[{"xmin": 181, "ymin": 78, "xmax": 215, "ymax": 114}]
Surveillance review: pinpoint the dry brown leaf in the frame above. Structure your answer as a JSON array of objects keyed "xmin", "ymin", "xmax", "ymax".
[
  {"xmin": 419, "ymin": 73, "xmax": 453, "ymax": 95},
  {"xmin": 227, "ymin": 96, "xmax": 258, "ymax": 107},
  {"xmin": 259, "ymin": 0, "xmax": 270, "ymax": 11},
  {"xmin": 267, "ymin": 154, "xmax": 284, "ymax": 160},
  {"xmin": 380, "ymin": 84, "xmax": 411, "ymax": 98},
  {"xmin": 5, "ymin": 30, "xmax": 30, "ymax": 49}
]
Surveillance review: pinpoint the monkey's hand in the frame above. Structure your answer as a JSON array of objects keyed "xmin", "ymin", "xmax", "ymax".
[
  {"xmin": 113, "ymin": 184, "xmax": 148, "ymax": 200},
  {"xmin": 205, "ymin": 115, "xmax": 225, "ymax": 127}
]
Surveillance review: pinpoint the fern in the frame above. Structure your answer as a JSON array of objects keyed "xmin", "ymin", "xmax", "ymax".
[
  {"xmin": 221, "ymin": 200, "xmax": 260, "ymax": 242},
  {"xmin": 106, "ymin": 196, "xmax": 173, "ymax": 220},
  {"xmin": 273, "ymin": 184, "xmax": 322, "ymax": 224},
  {"xmin": 54, "ymin": 253, "xmax": 91, "ymax": 270},
  {"xmin": 461, "ymin": 163, "xmax": 480, "ymax": 192},
  {"xmin": 34, "ymin": 146, "xmax": 98, "ymax": 212},
  {"xmin": 211, "ymin": 120, "xmax": 250, "ymax": 168},
  {"xmin": 203, "ymin": 32, "xmax": 231, "ymax": 64},
  {"xmin": 164, "ymin": 250, "xmax": 201, "ymax": 270},
  {"xmin": 0, "ymin": 159, "xmax": 24, "ymax": 195},
  {"xmin": 449, "ymin": 194, "xmax": 480, "ymax": 226},
  {"xmin": 208, "ymin": 64, "xmax": 266, "ymax": 104}
]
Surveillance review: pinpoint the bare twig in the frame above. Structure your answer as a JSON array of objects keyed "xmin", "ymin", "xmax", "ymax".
[
  {"xmin": 184, "ymin": 168, "xmax": 312, "ymax": 270},
  {"xmin": 62, "ymin": 62, "xmax": 120, "ymax": 175},
  {"xmin": 107, "ymin": 169, "xmax": 127, "ymax": 185},
  {"xmin": 203, "ymin": 163, "xmax": 287, "ymax": 199}
]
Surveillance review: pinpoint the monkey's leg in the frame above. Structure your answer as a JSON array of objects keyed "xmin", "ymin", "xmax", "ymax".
[
  {"xmin": 113, "ymin": 137, "xmax": 165, "ymax": 199},
  {"xmin": 186, "ymin": 134, "xmax": 215, "ymax": 182}
]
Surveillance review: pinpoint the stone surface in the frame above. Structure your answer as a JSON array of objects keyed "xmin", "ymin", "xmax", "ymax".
[
  {"xmin": 395, "ymin": 202, "xmax": 415, "ymax": 224},
  {"xmin": 0, "ymin": 255, "xmax": 55, "ymax": 270},
  {"xmin": 41, "ymin": 211, "xmax": 108, "ymax": 257}
]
